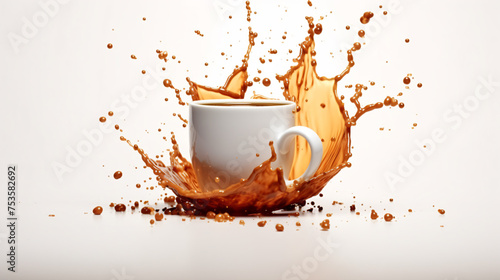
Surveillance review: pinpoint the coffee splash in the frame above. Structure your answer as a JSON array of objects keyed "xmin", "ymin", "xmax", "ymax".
[{"xmin": 125, "ymin": 12, "xmax": 402, "ymax": 215}]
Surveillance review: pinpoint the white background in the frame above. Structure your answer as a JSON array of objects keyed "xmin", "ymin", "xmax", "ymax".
[{"xmin": 1, "ymin": 0, "xmax": 499, "ymax": 279}]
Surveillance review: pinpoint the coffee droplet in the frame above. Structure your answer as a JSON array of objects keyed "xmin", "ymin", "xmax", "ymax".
[
  {"xmin": 360, "ymin": 11, "xmax": 374, "ymax": 24},
  {"xmin": 438, "ymin": 209, "xmax": 445, "ymax": 215},
  {"xmin": 403, "ymin": 76, "xmax": 411, "ymax": 85},
  {"xmin": 346, "ymin": 25, "xmax": 350, "ymax": 30},
  {"xmin": 262, "ymin": 78, "xmax": 271, "ymax": 87},
  {"xmin": 114, "ymin": 204, "xmax": 126, "ymax": 212},
  {"xmin": 257, "ymin": 220, "xmax": 267, "ymax": 227},
  {"xmin": 150, "ymin": 219, "xmax": 155, "ymax": 225},
  {"xmin": 417, "ymin": 83, "xmax": 422, "ymax": 88},
  {"xmin": 296, "ymin": 222, "xmax": 301, "ymax": 226},
  {"xmin": 358, "ymin": 30, "xmax": 365, "ymax": 38},
  {"xmin": 99, "ymin": 116, "xmax": 106, "ymax": 123},
  {"xmin": 155, "ymin": 213, "xmax": 164, "ymax": 221},
  {"xmin": 164, "ymin": 196, "xmax": 176, "ymax": 203},
  {"xmin": 93, "ymin": 206, "xmax": 103, "ymax": 215},
  {"xmin": 405, "ymin": 38, "xmax": 410, "ymax": 43},
  {"xmin": 320, "ymin": 219, "xmax": 330, "ymax": 230},
  {"xmin": 276, "ymin": 224, "xmax": 284, "ymax": 231},
  {"xmin": 141, "ymin": 206, "xmax": 154, "ymax": 215},
  {"xmin": 384, "ymin": 213, "xmax": 394, "ymax": 222},
  {"xmin": 371, "ymin": 209, "xmax": 379, "ymax": 220},
  {"xmin": 108, "ymin": 111, "xmax": 114, "ymax": 116},
  {"xmin": 131, "ymin": 54, "xmax": 137, "ymax": 59},
  {"xmin": 107, "ymin": 43, "xmax": 113, "ymax": 49},
  {"xmin": 113, "ymin": 171, "xmax": 122, "ymax": 179},
  {"xmin": 314, "ymin": 23, "xmax": 322, "ymax": 35},
  {"xmin": 206, "ymin": 211, "xmax": 216, "ymax": 219}
]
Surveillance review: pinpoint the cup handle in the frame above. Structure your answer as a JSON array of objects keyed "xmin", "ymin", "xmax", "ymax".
[{"xmin": 276, "ymin": 126, "xmax": 323, "ymax": 186}]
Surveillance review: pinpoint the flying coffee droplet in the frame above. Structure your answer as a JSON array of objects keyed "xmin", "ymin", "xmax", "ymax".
[
  {"xmin": 262, "ymin": 78, "xmax": 271, "ymax": 86},
  {"xmin": 314, "ymin": 23, "xmax": 322, "ymax": 35},
  {"xmin": 371, "ymin": 209, "xmax": 379, "ymax": 219},
  {"xmin": 93, "ymin": 206, "xmax": 103, "ymax": 215},
  {"xmin": 417, "ymin": 83, "xmax": 422, "ymax": 88},
  {"xmin": 108, "ymin": 111, "xmax": 114, "ymax": 116},
  {"xmin": 360, "ymin": 11, "xmax": 374, "ymax": 24},
  {"xmin": 113, "ymin": 171, "xmax": 123, "ymax": 179},
  {"xmin": 99, "ymin": 116, "xmax": 106, "ymax": 123},
  {"xmin": 275, "ymin": 224, "xmax": 284, "ymax": 231},
  {"xmin": 405, "ymin": 38, "xmax": 410, "ymax": 43},
  {"xmin": 438, "ymin": 209, "xmax": 445, "ymax": 214},
  {"xmin": 346, "ymin": 25, "xmax": 350, "ymax": 30},
  {"xmin": 131, "ymin": 54, "xmax": 137, "ymax": 59},
  {"xmin": 320, "ymin": 219, "xmax": 330, "ymax": 230},
  {"xmin": 403, "ymin": 76, "xmax": 411, "ymax": 84},
  {"xmin": 107, "ymin": 43, "xmax": 113, "ymax": 49},
  {"xmin": 163, "ymin": 79, "xmax": 172, "ymax": 88},
  {"xmin": 114, "ymin": 204, "xmax": 126, "ymax": 212},
  {"xmin": 358, "ymin": 30, "xmax": 365, "ymax": 38},
  {"xmin": 155, "ymin": 213, "xmax": 164, "ymax": 221},
  {"xmin": 384, "ymin": 213, "xmax": 394, "ymax": 222}
]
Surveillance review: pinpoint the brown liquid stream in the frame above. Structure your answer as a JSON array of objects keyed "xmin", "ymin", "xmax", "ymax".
[{"xmin": 125, "ymin": 12, "xmax": 401, "ymax": 215}]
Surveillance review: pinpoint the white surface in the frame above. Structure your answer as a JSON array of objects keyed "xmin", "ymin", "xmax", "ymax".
[{"xmin": 1, "ymin": 0, "xmax": 499, "ymax": 279}]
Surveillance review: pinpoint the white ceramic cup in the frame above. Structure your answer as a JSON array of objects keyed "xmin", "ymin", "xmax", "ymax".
[{"xmin": 189, "ymin": 99, "xmax": 323, "ymax": 191}]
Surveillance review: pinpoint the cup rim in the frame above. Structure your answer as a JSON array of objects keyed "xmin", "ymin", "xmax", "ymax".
[{"xmin": 190, "ymin": 99, "xmax": 295, "ymax": 108}]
